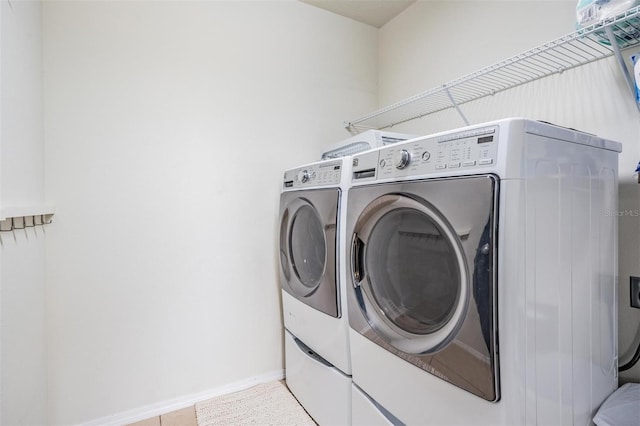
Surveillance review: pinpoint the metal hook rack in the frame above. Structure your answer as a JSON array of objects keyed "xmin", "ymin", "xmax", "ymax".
[
  {"xmin": 0, "ymin": 207, "xmax": 55, "ymax": 232},
  {"xmin": 345, "ymin": 6, "xmax": 640, "ymax": 134}
]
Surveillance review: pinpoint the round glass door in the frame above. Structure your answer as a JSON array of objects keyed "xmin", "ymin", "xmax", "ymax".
[
  {"xmin": 289, "ymin": 204, "xmax": 326, "ymax": 292},
  {"xmin": 353, "ymin": 194, "xmax": 468, "ymax": 354},
  {"xmin": 367, "ymin": 207, "xmax": 460, "ymax": 335}
]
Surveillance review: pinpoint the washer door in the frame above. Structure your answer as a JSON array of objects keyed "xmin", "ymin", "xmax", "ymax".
[
  {"xmin": 279, "ymin": 189, "xmax": 339, "ymax": 317},
  {"xmin": 352, "ymin": 194, "xmax": 467, "ymax": 354}
]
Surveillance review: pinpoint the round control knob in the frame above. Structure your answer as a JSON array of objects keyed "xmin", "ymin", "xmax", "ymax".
[
  {"xmin": 422, "ymin": 151, "xmax": 431, "ymax": 161},
  {"xmin": 393, "ymin": 149, "xmax": 411, "ymax": 169},
  {"xmin": 297, "ymin": 169, "xmax": 310, "ymax": 183}
]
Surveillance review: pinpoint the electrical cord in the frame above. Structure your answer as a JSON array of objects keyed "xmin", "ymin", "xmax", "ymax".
[{"xmin": 619, "ymin": 338, "xmax": 640, "ymax": 372}]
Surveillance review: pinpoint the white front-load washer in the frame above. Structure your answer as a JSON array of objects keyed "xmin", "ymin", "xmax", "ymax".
[
  {"xmin": 345, "ymin": 118, "xmax": 621, "ymax": 425},
  {"xmin": 279, "ymin": 157, "xmax": 352, "ymax": 425}
]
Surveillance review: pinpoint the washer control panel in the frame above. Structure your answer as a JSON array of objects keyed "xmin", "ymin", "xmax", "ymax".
[
  {"xmin": 352, "ymin": 126, "xmax": 499, "ymax": 181},
  {"xmin": 284, "ymin": 160, "xmax": 343, "ymax": 189}
]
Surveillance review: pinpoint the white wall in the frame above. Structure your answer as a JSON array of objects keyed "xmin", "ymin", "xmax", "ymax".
[
  {"xmin": 378, "ymin": 0, "xmax": 640, "ymax": 382},
  {"xmin": 0, "ymin": 0, "xmax": 48, "ymax": 424},
  {"xmin": 43, "ymin": 1, "xmax": 376, "ymax": 424},
  {"xmin": 27, "ymin": 1, "xmax": 640, "ymax": 423}
]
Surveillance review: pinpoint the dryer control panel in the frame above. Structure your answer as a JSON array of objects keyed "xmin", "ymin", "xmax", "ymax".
[
  {"xmin": 283, "ymin": 160, "xmax": 343, "ymax": 189},
  {"xmin": 352, "ymin": 126, "xmax": 499, "ymax": 182}
]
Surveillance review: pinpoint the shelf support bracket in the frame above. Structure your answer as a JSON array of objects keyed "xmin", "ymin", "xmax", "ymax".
[
  {"xmin": 604, "ymin": 25, "xmax": 638, "ymax": 110},
  {"xmin": 443, "ymin": 86, "xmax": 470, "ymax": 126}
]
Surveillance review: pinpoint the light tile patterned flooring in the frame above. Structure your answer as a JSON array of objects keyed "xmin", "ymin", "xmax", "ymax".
[{"xmin": 128, "ymin": 406, "xmax": 197, "ymax": 426}]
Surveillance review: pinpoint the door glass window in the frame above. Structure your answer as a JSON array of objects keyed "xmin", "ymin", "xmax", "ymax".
[
  {"xmin": 366, "ymin": 208, "xmax": 460, "ymax": 335},
  {"xmin": 290, "ymin": 205, "xmax": 326, "ymax": 289}
]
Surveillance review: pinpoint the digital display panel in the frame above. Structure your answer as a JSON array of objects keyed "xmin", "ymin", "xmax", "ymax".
[{"xmin": 478, "ymin": 135, "xmax": 494, "ymax": 144}]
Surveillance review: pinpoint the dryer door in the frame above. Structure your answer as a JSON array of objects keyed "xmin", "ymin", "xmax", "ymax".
[
  {"xmin": 352, "ymin": 194, "xmax": 468, "ymax": 354},
  {"xmin": 279, "ymin": 189, "xmax": 339, "ymax": 317},
  {"xmin": 348, "ymin": 175, "xmax": 499, "ymax": 401}
]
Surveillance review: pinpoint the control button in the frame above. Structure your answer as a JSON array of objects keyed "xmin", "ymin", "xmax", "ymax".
[
  {"xmin": 393, "ymin": 149, "xmax": 411, "ymax": 169},
  {"xmin": 478, "ymin": 159, "xmax": 494, "ymax": 165},
  {"xmin": 379, "ymin": 159, "xmax": 386, "ymax": 168},
  {"xmin": 449, "ymin": 162, "xmax": 461, "ymax": 168},
  {"xmin": 435, "ymin": 164, "xmax": 447, "ymax": 170},
  {"xmin": 462, "ymin": 161, "xmax": 476, "ymax": 167},
  {"xmin": 297, "ymin": 169, "xmax": 310, "ymax": 183},
  {"xmin": 421, "ymin": 151, "xmax": 431, "ymax": 161}
]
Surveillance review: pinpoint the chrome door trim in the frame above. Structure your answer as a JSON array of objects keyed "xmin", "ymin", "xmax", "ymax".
[{"xmin": 352, "ymin": 194, "xmax": 469, "ymax": 354}]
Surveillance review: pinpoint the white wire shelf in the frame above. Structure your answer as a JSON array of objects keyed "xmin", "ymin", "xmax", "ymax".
[{"xmin": 345, "ymin": 6, "xmax": 640, "ymax": 134}]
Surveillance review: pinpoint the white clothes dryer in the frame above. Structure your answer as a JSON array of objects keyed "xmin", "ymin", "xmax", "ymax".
[
  {"xmin": 279, "ymin": 157, "xmax": 352, "ymax": 425},
  {"xmin": 345, "ymin": 118, "xmax": 621, "ymax": 425}
]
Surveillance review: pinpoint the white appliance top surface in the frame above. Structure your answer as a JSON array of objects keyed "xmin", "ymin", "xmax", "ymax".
[
  {"xmin": 322, "ymin": 129, "xmax": 417, "ymax": 160},
  {"xmin": 349, "ymin": 117, "xmax": 622, "ymax": 184},
  {"xmin": 423, "ymin": 117, "xmax": 622, "ymax": 153},
  {"xmin": 521, "ymin": 119, "xmax": 622, "ymax": 153}
]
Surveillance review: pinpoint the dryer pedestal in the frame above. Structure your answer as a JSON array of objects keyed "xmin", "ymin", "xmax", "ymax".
[{"xmin": 352, "ymin": 383, "xmax": 404, "ymax": 426}]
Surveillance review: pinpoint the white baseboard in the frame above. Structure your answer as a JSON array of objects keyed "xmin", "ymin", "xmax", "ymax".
[{"xmin": 80, "ymin": 369, "xmax": 285, "ymax": 426}]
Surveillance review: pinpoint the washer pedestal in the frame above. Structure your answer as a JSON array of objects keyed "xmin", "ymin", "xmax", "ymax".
[{"xmin": 284, "ymin": 330, "xmax": 351, "ymax": 425}]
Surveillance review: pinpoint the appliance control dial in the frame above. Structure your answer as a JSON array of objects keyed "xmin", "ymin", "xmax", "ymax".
[
  {"xmin": 297, "ymin": 169, "xmax": 310, "ymax": 183},
  {"xmin": 394, "ymin": 149, "xmax": 411, "ymax": 169}
]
